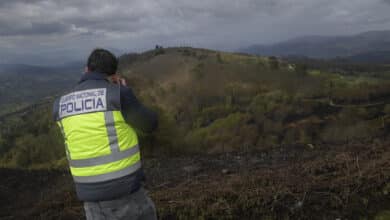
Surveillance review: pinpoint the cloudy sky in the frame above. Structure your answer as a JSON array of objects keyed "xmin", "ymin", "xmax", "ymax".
[{"xmin": 1, "ymin": 0, "xmax": 390, "ymax": 65}]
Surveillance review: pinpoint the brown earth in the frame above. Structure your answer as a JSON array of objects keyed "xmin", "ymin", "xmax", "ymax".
[{"xmin": 0, "ymin": 142, "xmax": 389, "ymax": 220}]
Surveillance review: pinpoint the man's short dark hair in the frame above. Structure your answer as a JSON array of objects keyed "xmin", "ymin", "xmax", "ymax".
[{"xmin": 87, "ymin": 48, "xmax": 118, "ymax": 75}]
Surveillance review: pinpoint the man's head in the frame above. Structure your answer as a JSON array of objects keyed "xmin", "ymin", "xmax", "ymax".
[{"xmin": 87, "ymin": 48, "xmax": 118, "ymax": 76}]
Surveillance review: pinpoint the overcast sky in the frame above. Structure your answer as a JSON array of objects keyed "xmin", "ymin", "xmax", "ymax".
[{"xmin": 1, "ymin": 0, "xmax": 390, "ymax": 65}]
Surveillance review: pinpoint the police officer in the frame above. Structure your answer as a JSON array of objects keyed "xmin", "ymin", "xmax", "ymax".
[{"xmin": 53, "ymin": 49, "xmax": 158, "ymax": 220}]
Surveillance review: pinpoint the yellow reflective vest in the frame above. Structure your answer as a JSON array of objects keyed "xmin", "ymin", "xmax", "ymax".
[{"xmin": 55, "ymin": 83, "xmax": 142, "ymax": 184}]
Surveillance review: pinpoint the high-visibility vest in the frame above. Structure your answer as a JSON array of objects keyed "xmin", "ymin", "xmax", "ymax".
[{"xmin": 55, "ymin": 83, "xmax": 141, "ymax": 184}]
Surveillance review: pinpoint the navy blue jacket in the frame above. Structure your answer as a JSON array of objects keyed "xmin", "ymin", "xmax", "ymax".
[{"xmin": 53, "ymin": 72, "xmax": 158, "ymax": 201}]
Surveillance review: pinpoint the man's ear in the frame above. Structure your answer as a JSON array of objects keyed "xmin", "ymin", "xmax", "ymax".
[{"xmin": 107, "ymin": 73, "xmax": 117, "ymax": 83}]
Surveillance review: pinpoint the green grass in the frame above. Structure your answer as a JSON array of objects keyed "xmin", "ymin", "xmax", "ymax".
[{"xmin": 0, "ymin": 47, "xmax": 389, "ymax": 167}]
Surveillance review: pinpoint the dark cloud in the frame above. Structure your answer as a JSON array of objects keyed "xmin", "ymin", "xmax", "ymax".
[
  {"xmin": 0, "ymin": 22, "xmax": 71, "ymax": 36},
  {"xmin": 0, "ymin": 0, "xmax": 389, "ymax": 64},
  {"xmin": 0, "ymin": 0, "xmax": 302, "ymax": 38},
  {"xmin": 0, "ymin": 0, "xmax": 44, "ymax": 7}
]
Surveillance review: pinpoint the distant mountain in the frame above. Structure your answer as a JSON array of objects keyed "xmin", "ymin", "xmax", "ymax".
[
  {"xmin": 242, "ymin": 30, "xmax": 390, "ymax": 62},
  {"xmin": 0, "ymin": 47, "xmax": 125, "ymax": 66},
  {"xmin": 0, "ymin": 62, "xmax": 84, "ymax": 75},
  {"xmin": 346, "ymin": 50, "xmax": 390, "ymax": 64},
  {"xmin": 0, "ymin": 64, "xmax": 53, "ymax": 75},
  {"xmin": 0, "ymin": 62, "xmax": 83, "ymax": 114}
]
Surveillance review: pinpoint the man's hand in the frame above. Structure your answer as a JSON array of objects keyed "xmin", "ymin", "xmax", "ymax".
[{"xmin": 110, "ymin": 74, "xmax": 127, "ymax": 86}]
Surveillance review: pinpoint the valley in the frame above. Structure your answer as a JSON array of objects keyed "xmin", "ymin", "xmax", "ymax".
[{"xmin": 0, "ymin": 47, "xmax": 389, "ymax": 219}]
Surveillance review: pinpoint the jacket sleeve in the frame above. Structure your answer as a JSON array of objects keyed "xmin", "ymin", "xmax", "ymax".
[{"xmin": 120, "ymin": 86, "xmax": 158, "ymax": 133}]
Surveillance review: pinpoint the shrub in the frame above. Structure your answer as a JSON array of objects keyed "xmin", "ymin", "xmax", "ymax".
[{"xmin": 185, "ymin": 113, "xmax": 258, "ymax": 153}]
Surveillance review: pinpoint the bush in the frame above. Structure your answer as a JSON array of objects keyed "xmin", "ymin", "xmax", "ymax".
[{"xmin": 185, "ymin": 113, "xmax": 258, "ymax": 153}]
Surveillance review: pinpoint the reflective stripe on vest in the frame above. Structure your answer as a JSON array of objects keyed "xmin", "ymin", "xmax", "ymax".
[
  {"xmin": 73, "ymin": 160, "xmax": 142, "ymax": 183},
  {"xmin": 69, "ymin": 144, "xmax": 139, "ymax": 167},
  {"xmin": 59, "ymin": 109, "xmax": 141, "ymax": 183},
  {"xmin": 105, "ymin": 111, "xmax": 120, "ymax": 153}
]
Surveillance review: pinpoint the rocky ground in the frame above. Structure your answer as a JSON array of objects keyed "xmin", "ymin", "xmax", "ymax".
[{"xmin": 0, "ymin": 142, "xmax": 389, "ymax": 220}]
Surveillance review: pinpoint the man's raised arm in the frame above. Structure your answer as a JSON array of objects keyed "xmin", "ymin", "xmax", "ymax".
[{"xmin": 120, "ymin": 85, "xmax": 158, "ymax": 133}]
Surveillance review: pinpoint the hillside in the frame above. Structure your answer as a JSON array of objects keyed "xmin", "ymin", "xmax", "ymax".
[
  {"xmin": 0, "ymin": 47, "xmax": 389, "ymax": 219},
  {"xmin": 242, "ymin": 30, "xmax": 390, "ymax": 61}
]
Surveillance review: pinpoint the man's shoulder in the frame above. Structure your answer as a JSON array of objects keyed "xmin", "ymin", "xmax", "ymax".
[
  {"xmin": 52, "ymin": 86, "xmax": 76, "ymax": 121},
  {"xmin": 52, "ymin": 97, "xmax": 60, "ymax": 121}
]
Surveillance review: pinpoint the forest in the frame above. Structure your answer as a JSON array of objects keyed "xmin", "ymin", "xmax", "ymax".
[{"xmin": 0, "ymin": 47, "xmax": 389, "ymax": 219}]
